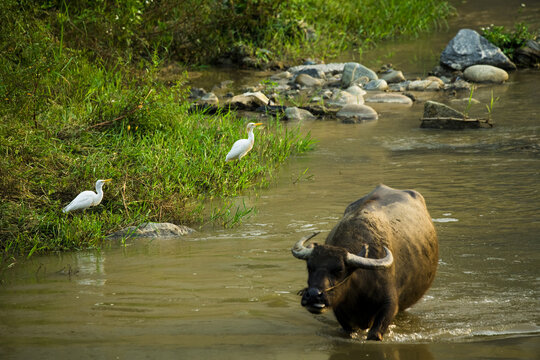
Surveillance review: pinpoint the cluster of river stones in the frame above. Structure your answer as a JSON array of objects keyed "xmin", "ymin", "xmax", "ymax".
[{"xmin": 191, "ymin": 29, "xmax": 538, "ymax": 130}]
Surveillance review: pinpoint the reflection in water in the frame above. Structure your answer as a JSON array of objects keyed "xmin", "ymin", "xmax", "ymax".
[{"xmin": 75, "ymin": 252, "xmax": 106, "ymax": 287}]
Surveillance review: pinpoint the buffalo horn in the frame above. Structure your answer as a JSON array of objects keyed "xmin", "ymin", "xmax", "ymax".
[
  {"xmin": 291, "ymin": 232, "xmax": 320, "ymax": 260},
  {"xmin": 346, "ymin": 246, "xmax": 394, "ymax": 269}
]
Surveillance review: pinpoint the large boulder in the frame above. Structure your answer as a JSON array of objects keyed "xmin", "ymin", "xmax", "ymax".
[
  {"xmin": 463, "ymin": 65, "xmax": 509, "ymax": 83},
  {"xmin": 440, "ymin": 29, "xmax": 516, "ymax": 71},
  {"xmin": 341, "ymin": 62, "xmax": 378, "ymax": 88}
]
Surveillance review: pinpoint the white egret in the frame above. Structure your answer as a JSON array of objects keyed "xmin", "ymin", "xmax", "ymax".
[
  {"xmin": 225, "ymin": 122, "xmax": 263, "ymax": 162},
  {"xmin": 62, "ymin": 179, "xmax": 112, "ymax": 213}
]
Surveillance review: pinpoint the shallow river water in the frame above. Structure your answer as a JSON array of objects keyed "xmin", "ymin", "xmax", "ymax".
[{"xmin": 1, "ymin": 1, "xmax": 539, "ymax": 359}]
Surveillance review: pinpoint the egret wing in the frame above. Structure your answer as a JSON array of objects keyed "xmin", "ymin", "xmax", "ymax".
[
  {"xmin": 63, "ymin": 191, "xmax": 96, "ymax": 213},
  {"xmin": 226, "ymin": 139, "xmax": 251, "ymax": 161}
]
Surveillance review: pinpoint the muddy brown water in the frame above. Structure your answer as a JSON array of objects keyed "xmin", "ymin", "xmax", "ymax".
[{"xmin": 1, "ymin": 1, "xmax": 539, "ymax": 359}]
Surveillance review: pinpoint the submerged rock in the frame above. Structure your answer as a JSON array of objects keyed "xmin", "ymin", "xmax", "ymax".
[
  {"xmin": 336, "ymin": 104, "xmax": 378, "ymax": 123},
  {"xmin": 440, "ymin": 29, "xmax": 516, "ymax": 71},
  {"xmin": 108, "ymin": 222, "xmax": 195, "ymax": 239},
  {"xmin": 463, "ymin": 64, "xmax": 509, "ymax": 83},
  {"xmin": 420, "ymin": 100, "xmax": 492, "ymax": 129}
]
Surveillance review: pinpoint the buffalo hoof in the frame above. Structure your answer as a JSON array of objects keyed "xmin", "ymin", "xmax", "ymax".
[{"xmin": 366, "ymin": 331, "xmax": 383, "ymax": 341}]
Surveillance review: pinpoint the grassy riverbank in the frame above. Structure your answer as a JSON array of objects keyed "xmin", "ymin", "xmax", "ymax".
[{"xmin": 0, "ymin": 0, "xmax": 453, "ymax": 263}]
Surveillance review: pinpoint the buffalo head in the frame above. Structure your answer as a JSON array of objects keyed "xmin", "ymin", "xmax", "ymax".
[{"xmin": 292, "ymin": 232, "xmax": 393, "ymax": 314}]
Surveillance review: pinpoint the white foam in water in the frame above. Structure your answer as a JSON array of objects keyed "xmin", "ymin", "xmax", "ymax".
[{"xmin": 432, "ymin": 218, "xmax": 459, "ymax": 223}]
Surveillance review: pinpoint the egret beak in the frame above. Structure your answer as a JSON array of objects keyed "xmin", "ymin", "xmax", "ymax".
[
  {"xmin": 254, "ymin": 123, "xmax": 263, "ymax": 126},
  {"xmin": 104, "ymin": 179, "xmax": 112, "ymax": 182}
]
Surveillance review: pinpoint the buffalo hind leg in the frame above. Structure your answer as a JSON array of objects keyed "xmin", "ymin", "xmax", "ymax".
[{"xmin": 366, "ymin": 301, "xmax": 398, "ymax": 341}]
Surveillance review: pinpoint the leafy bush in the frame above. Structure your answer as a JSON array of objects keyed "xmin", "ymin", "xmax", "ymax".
[{"xmin": 481, "ymin": 23, "xmax": 536, "ymax": 60}]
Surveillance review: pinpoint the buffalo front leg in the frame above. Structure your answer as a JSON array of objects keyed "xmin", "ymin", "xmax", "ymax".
[{"xmin": 366, "ymin": 300, "xmax": 398, "ymax": 341}]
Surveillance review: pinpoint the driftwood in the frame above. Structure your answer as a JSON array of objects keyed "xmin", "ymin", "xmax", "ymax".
[{"xmin": 420, "ymin": 116, "xmax": 493, "ymax": 130}]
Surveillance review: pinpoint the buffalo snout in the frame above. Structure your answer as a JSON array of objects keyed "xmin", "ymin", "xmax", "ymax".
[{"xmin": 301, "ymin": 287, "xmax": 329, "ymax": 313}]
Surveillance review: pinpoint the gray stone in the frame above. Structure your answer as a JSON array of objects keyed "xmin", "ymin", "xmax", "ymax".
[
  {"xmin": 463, "ymin": 65, "xmax": 509, "ymax": 83},
  {"xmin": 365, "ymin": 93, "xmax": 413, "ymax": 106},
  {"xmin": 327, "ymin": 90, "xmax": 364, "ymax": 107},
  {"xmin": 407, "ymin": 79, "xmax": 442, "ymax": 91},
  {"xmin": 229, "ymin": 91, "xmax": 269, "ymax": 108},
  {"xmin": 285, "ymin": 107, "xmax": 316, "ymax": 121},
  {"xmin": 270, "ymin": 71, "xmax": 293, "ymax": 80},
  {"xmin": 364, "ymin": 79, "xmax": 389, "ymax": 91},
  {"xmin": 108, "ymin": 222, "xmax": 195, "ymax": 239},
  {"xmin": 200, "ymin": 92, "xmax": 219, "ymax": 105},
  {"xmin": 440, "ymin": 29, "xmax": 516, "ymax": 71},
  {"xmin": 341, "ymin": 62, "xmax": 378, "ymax": 88},
  {"xmin": 514, "ymin": 40, "xmax": 540, "ymax": 68},
  {"xmin": 423, "ymin": 101, "xmax": 465, "ymax": 119},
  {"xmin": 344, "ymin": 85, "xmax": 367, "ymax": 97},
  {"xmin": 336, "ymin": 104, "xmax": 378, "ymax": 122},
  {"xmin": 380, "ymin": 70, "xmax": 406, "ymax": 83},
  {"xmin": 296, "ymin": 68, "xmax": 326, "ymax": 79},
  {"xmin": 288, "ymin": 63, "xmax": 346, "ymax": 75},
  {"xmin": 295, "ymin": 73, "xmax": 324, "ymax": 87}
]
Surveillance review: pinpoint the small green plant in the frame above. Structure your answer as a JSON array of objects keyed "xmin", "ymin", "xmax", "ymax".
[
  {"xmin": 481, "ymin": 22, "xmax": 536, "ymax": 60},
  {"xmin": 464, "ymin": 85, "xmax": 477, "ymax": 117},
  {"xmin": 485, "ymin": 90, "xmax": 500, "ymax": 120}
]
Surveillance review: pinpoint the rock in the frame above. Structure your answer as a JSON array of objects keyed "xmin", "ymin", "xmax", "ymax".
[
  {"xmin": 327, "ymin": 90, "xmax": 364, "ymax": 107},
  {"xmin": 285, "ymin": 106, "xmax": 316, "ymax": 121},
  {"xmin": 288, "ymin": 63, "xmax": 346, "ymax": 75},
  {"xmin": 295, "ymin": 73, "xmax": 324, "ymax": 87},
  {"xmin": 365, "ymin": 93, "xmax": 413, "ymax": 106},
  {"xmin": 229, "ymin": 91, "xmax": 269, "ymax": 109},
  {"xmin": 270, "ymin": 71, "xmax": 293, "ymax": 81},
  {"xmin": 408, "ymin": 79, "xmax": 442, "ymax": 91},
  {"xmin": 463, "ymin": 64, "xmax": 509, "ymax": 83},
  {"xmin": 440, "ymin": 29, "xmax": 516, "ymax": 71},
  {"xmin": 423, "ymin": 100, "xmax": 465, "ymax": 119},
  {"xmin": 341, "ymin": 62, "xmax": 378, "ymax": 88},
  {"xmin": 344, "ymin": 85, "xmax": 367, "ymax": 97},
  {"xmin": 514, "ymin": 40, "xmax": 540, "ymax": 68},
  {"xmin": 380, "ymin": 70, "xmax": 406, "ymax": 83},
  {"xmin": 444, "ymin": 79, "xmax": 471, "ymax": 92},
  {"xmin": 336, "ymin": 104, "xmax": 378, "ymax": 122},
  {"xmin": 108, "ymin": 222, "xmax": 195, "ymax": 239},
  {"xmin": 200, "ymin": 92, "xmax": 219, "ymax": 105},
  {"xmin": 420, "ymin": 101, "xmax": 492, "ymax": 129},
  {"xmin": 364, "ymin": 79, "xmax": 389, "ymax": 91},
  {"xmin": 296, "ymin": 68, "xmax": 326, "ymax": 79},
  {"xmin": 388, "ymin": 81, "xmax": 410, "ymax": 92},
  {"xmin": 189, "ymin": 87, "xmax": 207, "ymax": 100}
]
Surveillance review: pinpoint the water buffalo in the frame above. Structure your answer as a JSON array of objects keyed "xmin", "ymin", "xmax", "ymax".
[{"xmin": 292, "ymin": 184, "xmax": 438, "ymax": 341}]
